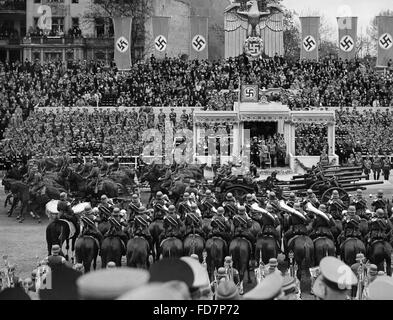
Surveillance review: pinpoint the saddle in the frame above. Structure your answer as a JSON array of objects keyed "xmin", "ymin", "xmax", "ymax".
[
  {"xmin": 160, "ymin": 236, "xmax": 181, "ymax": 248},
  {"xmin": 81, "ymin": 234, "xmax": 101, "ymax": 251},
  {"xmin": 339, "ymin": 237, "xmax": 363, "ymax": 251},
  {"xmin": 287, "ymin": 234, "xmax": 308, "ymax": 250},
  {"xmin": 58, "ymin": 219, "xmax": 76, "ymax": 239}
]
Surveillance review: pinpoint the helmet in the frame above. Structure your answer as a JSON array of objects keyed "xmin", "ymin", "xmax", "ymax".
[
  {"xmin": 191, "ymin": 203, "xmax": 198, "ymax": 210},
  {"xmin": 138, "ymin": 206, "xmax": 147, "ymax": 214},
  {"xmin": 376, "ymin": 209, "xmax": 385, "ymax": 218},
  {"xmin": 377, "ymin": 190, "xmax": 384, "ymax": 197},
  {"xmin": 168, "ymin": 205, "xmax": 176, "ymax": 212},
  {"xmin": 132, "ymin": 194, "xmax": 138, "ymax": 200},
  {"xmin": 156, "ymin": 191, "xmax": 163, "ymax": 199},
  {"xmin": 112, "ymin": 207, "xmax": 121, "ymax": 216},
  {"xmin": 101, "ymin": 194, "xmax": 108, "ymax": 201},
  {"xmin": 246, "ymin": 194, "xmax": 253, "ymax": 201},
  {"xmin": 217, "ymin": 207, "xmax": 225, "ymax": 215},
  {"xmin": 293, "ymin": 202, "xmax": 301, "ymax": 210},
  {"xmin": 190, "ymin": 179, "xmax": 196, "ymax": 187},
  {"xmin": 238, "ymin": 206, "xmax": 246, "ymax": 213},
  {"xmin": 269, "ymin": 192, "xmax": 276, "ymax": 199},
  {"xmin": 265, "ymin": 204, "xmax": 273, "ymax": 212},
  {"xmin": 289, "ymin": 193, "xmax": 296, "ymax": 199},
  {"xmin": 60, "ymin": 192, "xmax": 67, "ymax": 200},
  {"xmin": 51, "ymin": 244, "xmax": 61, "ymax": 255},
  {"xmin": 226, "ymin": 193, "xmax": 234, "ymax": 200},
  {"xmin": 106, "ymin": 261, "xmax": 116, "ymax": 269},
  {"xmin": 347, "ymin": 206, "xmax": 356, "ymax": 215},
  {"xmin": 319, "ymin": 204, "xmax": 327, "ymax": 212},
  {"xmin": 307, "ymin": 189, "xmax": 313, "ymax": 194},
  {"xmin": 224, "ymin": 256, "xmax": 232, "ymax": 264},
  {"xmin": 332, "ymin": 190, "xmax": 339, "ymax": 196},
  {"xmin": 205, "ymin": 190, "xmax": 212, "ymax": 196}
]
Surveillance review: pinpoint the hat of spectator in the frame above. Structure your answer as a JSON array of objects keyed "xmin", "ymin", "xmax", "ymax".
[
  {"xmin": 77, "ymin": 268, "xmax": 149, "ymax": 300},
  {"xmin": 118, "ymin": 281, "xmax": 189, "ymax": 300},
  {"xmin": 216, "ymin": 280, "xmax": 239, "ymax": 300},
  {"xmin": 51, "ymin": 244, "xmax": 61, "ymax": 255},
  {"xmin": 368, "ymin": 276, "xmax": 393, "ymax": 300},
  {"xmin": 244, "ymin": 273, "xmax": 283, "ymax": 300},
  {"xmin": 149, "ymin": 259, "xmax": 194, "ymax": 289},
  {"xmin": 181, "ymin": 256, "xmax": 209, "ymax": 289},
  {"xmin": 281, "ymin": 276, "xmax": 297, "ymax": 296}
]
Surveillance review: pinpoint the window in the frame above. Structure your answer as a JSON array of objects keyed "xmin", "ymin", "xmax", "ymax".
[
  {"xmin": 34, "ymin": 0, "xmax": 41, "ymax": 3},
  {"xmin": 95, "ymin": 18, "xmax": 104, "ymax": 37},
  {"xmin": 66, "ymin": 50, "xmax": 74, "ymax": 61},
  {"xmin": 44, "ymin": 52, "xmax": 61, "ymax": 61},
  {"xmin": 33, "ymin": 51, "xmax": 40, "ymax": 61},
  {"xmin": 51, "ymin": 17, "xmax": 64, "ymax": 34},
  {"xmin": 72, "ymin": 18, "xmax": 79, "ymax": 28},
  {"xmin": 72, "ymin": 0, "xmax": 79, "ymax": 3},
  {"xmin": 33, "ymin": 17, "xmax": 39, "ymax": 28},
  {"xmin": 95, "ymin": 51, "xmax": 105, "ymax": 61}
]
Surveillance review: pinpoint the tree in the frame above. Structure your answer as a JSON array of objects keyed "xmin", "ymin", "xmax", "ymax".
[
  {"xmin": 83, "ymin": 0, "xmax": 153, "ymax": 61},
  {"xmin": 283, "ymin": 9, "xmax": 300, "ymax": 61}
]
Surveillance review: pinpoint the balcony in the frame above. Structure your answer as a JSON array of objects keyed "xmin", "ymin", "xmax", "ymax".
[
  {"xmin": 0, "ymin": 0, "xmax": 26, "ymax": 12},
  {"xmin": 0, "ymin": 37, "xmax": 21, "ymax": 45},
  {"xmin": 23, "ymin": 36, "xmax": 86, "ymax": 46}
]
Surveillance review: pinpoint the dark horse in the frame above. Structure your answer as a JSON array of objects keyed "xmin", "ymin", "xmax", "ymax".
[
  {"xmin": 126, "ymin": 236, "xmax": 150, "ymax": 269},
  {"xmin": 183, "ymin": 234, "xmax": 205, "ymax": 261},
  {"xmin": 139, "ymin": 164, "xmax": 168, "ymax": 205},
  {"xmin": 2, "ymin": 179, "xmax": 29, "ymax": 220},
  {"xmin": 148, "ymin": 219, "xmax": 164, "ymax": 261},
  {"xmin": 46, "ymin": 218, "xmax": 80, "ymax": 261},
  {"xmin": 205, "ymin": 237, "xmax": 228, "ymax": 281},
  {"xmin": 287, "ymin": 235, "xmax": 314, "ymax": 282},
  {"xmin": 75, "ymin": 236, "xmax": 99, "ymax": 272},
  {"xmin": 313, "ymin": 237, "xmax": 336, "ymax": 266},
  {"xmin": 368, "ymin": 240, "xmax": 392, "ymax": 276},
  {"xmin": 101, "ymin": 236, "xmax": 124, "ymax": 267},
  {"xmin": 340, "ymin": 238, "xmax": 366, "ymax": 266},
  {"xmin": 255, "ymin": 235, "xmax": 280, "ymax": 265},
  {"xmin": 230, "ymin": 237, "xmax": 251, "ymax": 295},
  {"xmin": 161, "ymin": 237, "xmax": 183, "ymax": 259}
]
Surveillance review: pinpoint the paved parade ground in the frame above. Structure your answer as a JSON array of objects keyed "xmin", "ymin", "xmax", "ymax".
[{"xmin": 1, "ymin": 173, "xmax": 392, "ymax": 299}]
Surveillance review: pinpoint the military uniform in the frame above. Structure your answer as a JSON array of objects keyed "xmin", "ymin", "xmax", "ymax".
[
  {"xmin": 57, "ymin": 198, "xmax": 79, "ymax": 234},
  {"xmin": 177, "ymin": 193, "xmax": 192, "ymax": 220},
  {"xmin": 85, "ymin": 163, "xmax": 100, "ymax": 193},
  {"xmin": 200, "ymin": 190, "xmax": 218, "ymax": 218},
  {"xmin": 208, "ymin": 207, "xmax": 232, "ymax": 244},
  {"xmin": 233, "ymin": 207, "xmax": 256, "ymax": 253},
  {"xmin": 97, "ymin": 195, "xmax": 113, "ymax": 222},
  {"xmin": 327, "ymin": 194, "xmax": 345, "ymax": 220},
  {"xmin": 128, "ymin": 194, "xmax": 142, "ymax": 223},
  {"xmin": 284, "ymin": 204, "xmax": 310, "ymax": 249},
  {"xmin": 367, "ymin": 210, "xmax": 392, "ymax": 244},
  {"xmin": 152, "ymin": 192, "xmax": 170, "ymax": 220},
  {"xmin": 160, "ymin": 206, "xmax": 183, "ymax": 243},
  {"xmin": 259, "ymin": 205, "xmax": 280, "ymax": 241},
  {"xmin": 80, "ymin": 206, "xmax": 103, "ymax": 245},
  {"xmin": 309, "ymin": 207, "xmax": 335, "ymax": 241},
  {"xmin": 104, "ymin": 209, "xmax": 129, "ymax": 254},
  {"xmin": 185, "ymin": 180, "xmax": 199, "ymax": 198},
  {"xmin": 132, "ymin": 207, "xmax": 153, "ymax": 250},
  {"xmin": 371, "ymin": 191, "xmax": 388, "ymax": 213},
  {"xmin": 222, "ymin": 193, "xmax": 238, "ymax": 219},
  {"xmin": 184, "ymin": 205, "xmax": 203, "ymax": 237},
  {"xmin": 351, "ymin": 191, "xmax": 369, "ymax": 219},
  {"xmin": 169, "ymin": 109, "xmax": 177, "ymax": 127}
]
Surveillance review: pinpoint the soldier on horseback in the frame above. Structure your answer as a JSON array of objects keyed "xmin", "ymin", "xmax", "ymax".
[
  {"xmin": 80, "ymin": 204, "xmax": 103, "ymax": 246},
  {"xmin": 97, "ymin": 194, "xmax": 113, "ymax": 222},
  {"xmin": 185, "ymin": 180, "xmax": 199, "ymax": 199},
  {"xmin": 222, "ymin": 193, "xmax": 238, "ymax": 219},
  {"xmin": 131, "ymin": 206, "xmax": 153, "ymax": 253},
  {"xmin": 105, "ymin": 207, "xmax": 129, "ymax": 251},
  {"xmin": 244, "ymin": 193, "xmax": 259, "ymax": 214},
  {"xmin": 153, "ymin": 191, "xmax": 171, "ymax": 220},
  {"xmin": 327, "ymin": 190, "xmax": 345, "ymax": 220},
  {"xmin": 184, "ymin": 203, "xmax": 204, "ymax": 238},
  {"xmin": 233, "ymin": 206, "xmax": 256, "ymax": 258},
  {"xmin": 208, "ymin": 207, "xmax": 232, "ymax": 246},
  {"xmin": 178, "ymin": 192, "xmax": 192, "ymax": 220},
  {"xmin": 338, "ymin": 206, "xmax": 363, "ymax": 246},
  {"xmin": 283, "ymin": 202, "xmax": 311, "ymax": 252},
  {"xmin": 308, "ymin": 204, "xmax": 335, "ymax": 241},
  {"xmin": 259, "ymin": 203, "xmax": 281, "ymax": 246},
  {"xmin": 367, "ymin": 209, "xmax": 392, "ymax": 245},
  {"xmin": 160, "ymin": 205, "xmax": 183, "ymax": 243},
  {"xmin": 305, "ymin": 189, "xmax": 320, "ymax": 208},
  {"xmin": 107, "ymin": 156, "xmax": 120, "ymax": 174},
  {"xmin": 286, "ymin": 193, "xmax": 297, "ymax": 208},
  {"xmin": 30, "ymin": 172, "xmax": 45, "ymax": 198},
  {"xmin": 351, "ymin": 189, "xmax": 370, "ymax": 219},
  {"xmin": 85, "ymin": 160, "xmax": 100, "ymax": 193},
  {"xmin": 128, "ymin": 193, "xmax": 142, "ymax": 224},
  {"xmin": 200, "ymin": 189, "xmax": 218, "ymax": 218},
  {"xmin": 371, "ymin": 190, "xmax": 388, "ymax": 214}
]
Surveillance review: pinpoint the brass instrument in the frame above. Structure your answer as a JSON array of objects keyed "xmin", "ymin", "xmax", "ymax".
[
  {"xmin": 251, "ymin": 203, "xmax": 275, "ymax": 220},
  {"xmin": 305, "ymin": 202, "xmax": 330, "ymax": 222},
  {"xmin": 255, "ymin": 250, "xmax": 265, "ymax": 284},
  {"xmin": 279, "ymin": 200, "xmax": 307, "ymax": 221}
]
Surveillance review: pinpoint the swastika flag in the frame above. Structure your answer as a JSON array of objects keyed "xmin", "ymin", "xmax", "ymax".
[
  {"xmin": 113, "ymin": 17, "xmax": 132, "ymax": 70},
  {"xmin": 152, "ymin": 16, "xmax": 170, "ymax": 59},
  {"xmin": 377, "ymin": 16, "xmax": 393, "ymax": 67},
  {"xmin": 190, "ymin": 16, "xmax": 208, "ymax": 60},
  {"xmin": 337, "ymin": 17, "xmax": 358, "ymax": 61},
  {"xmin": 300, "ymin": 17, "xmax": 320, "ymax": 61}
]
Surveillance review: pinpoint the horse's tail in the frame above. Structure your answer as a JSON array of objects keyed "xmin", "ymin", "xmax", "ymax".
[
  {"xmin": 211, "ymin": 238, "xmax": 218, "ymax": 271},
  {"xmin": 304, "ymin": 241, "xmax": 311, "ymax": 266}
]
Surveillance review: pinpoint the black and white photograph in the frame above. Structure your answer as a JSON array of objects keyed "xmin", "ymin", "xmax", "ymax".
[{"xmin": 1, "ymin": 0, "xmax": 393, "ymax": 306}]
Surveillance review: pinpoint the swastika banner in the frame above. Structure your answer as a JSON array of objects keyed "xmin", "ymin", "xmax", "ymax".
[
  {"xmin": 113, "ymin": 17, "xmax": 132, "ymax": 71},
  {"xmin": 190, "ymin": 16, "xmax": 208, "ymax": 60},
  {"xmin": 377, "ymin": 16, "xmax": 393, "ymax": 67},
  {"xmin": 300, "ymin": 17, "xmax": 320, "ymax": 61},
  {"xmin": 241, "ymin": 85, "xmax": 259, "ymax": 102},
  {"xmin": 152, "ymin": 16, "xmax": 170, "ymax": 59},
  {"xmin": 337, "ymin": 17, "xmax": 357, "ymax": 61}
]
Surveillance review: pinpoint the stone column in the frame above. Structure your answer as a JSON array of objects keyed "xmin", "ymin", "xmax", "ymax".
[{"xmin": 327, "ymin": 122, "xmax": 335, "ymax": 155}]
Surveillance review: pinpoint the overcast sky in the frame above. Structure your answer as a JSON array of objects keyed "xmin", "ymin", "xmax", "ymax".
[{"xmin": 282, "ymin": 0, "xmax": 393, "ymax": 36}]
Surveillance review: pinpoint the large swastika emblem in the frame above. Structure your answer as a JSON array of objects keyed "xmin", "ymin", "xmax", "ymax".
[
  {"xmin": 340, "ymin": 35, "xmax": 354, "ymax": 52},
  {"xmin": 379, "ymin": 33, "xmax": 393, "ymax": 50},
  {"xmin": 192, "ymin": 35, "xmax": 206, "ymax": 52},
  {"xmin": 155, "ymin": 35, "xmax": 167, "ymax": 52},
  {"xmin": 116, "ymin": 36, "xmax": 129, "ymax": 53},
  {"xmin": 303, "ymin": 35, "xmax": 316, "ymax": 52}
]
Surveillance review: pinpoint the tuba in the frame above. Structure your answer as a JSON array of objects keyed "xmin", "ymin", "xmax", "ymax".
[
  {"xmin": 279, "ymin": 200, "xmax": 307, "ymax": 221},
  {"xmin": 251, "ymin": 203, "xmax": 275, "ymax": 220},
  {"xmin": 305, "ymin": 202, "xmax": 330, "ymax": 222}
]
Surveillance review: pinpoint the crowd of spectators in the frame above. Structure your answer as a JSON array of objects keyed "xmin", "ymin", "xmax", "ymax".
[{"xmin": 295, "ymin": 123, "xmax": 328, "ymax": 156}]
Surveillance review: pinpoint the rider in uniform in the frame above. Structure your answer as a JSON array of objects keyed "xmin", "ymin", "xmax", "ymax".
[
  {"xmin": 371, "ymin": 190, "xmax": 388, "ymax": 214},
  {"xmin": 222, "ymin": 193, "xmax": 238, "ymax": 219},
  {"xmin": 305, "ymin": 189, "xmax": 320, "ymax": 208},
  {"xmin": 283, "ymin": 202, "xmax": 310, "ymax": 252},
  {"xmin": 131, "ymin": 206, "xmax": 153, "ymax": 253},
  {"xmin": 80, "ymin": 205, "xmax": 103, "ymax": 245},
  {"xmin": 351, "ymin": 189, "xmax": 370, "ymax": 220},
  {"xmin": 286, "ymin": 193, "xmax": 297, "ymax": 208},
  {"xmin": 177, "ymin": 192, "xmax": 191, "ymax": 220},
  {"xmin": 327, "ymin": 190, "xmax": 345, "ymax": 220},
  {"xmin": 160, "ymin": 205, "xmax": 183, "ymax": 243},
  {"xmin": 259, "ymin": 203, "xmax": 281, "ymax": 245},
  {"xmin": 308, "ymin": 204, "xmax": 335, "ymax": 241},
  {"xmin": 208, "ymin": 207, "xmax": 232, "ymax": 246},
  {"xmin": 185, "ymin": 180, "xmax": 199, "ymax": 199},
  {"xmin": 184, "ymin": 203, "xmax": 204, "ymax": 238},
  {"xmin": 338, "ymin": 205, "xmax": 362, "ymax": 247},
  {"xmin": 233, "ymin": 206, "xmax": 256, "ymax": 257},
  {"xmin": 244, "ymin": 193, "xmax": 259, "ymax": 214},
  {"xmin": 57, "ymin": 196, "xmax": 80, "ymax": 234},
  {"xmin": 85, "ymin": 160, "xmax": 100, "ymax": 193},
  {"xmin": 153, "ymin": 191, "xmax": 170, "ymax": 220},
  {"xmin": 200, "ymin": 189, "xmax": 218, "ymax": 218},
  {"xmin": 97, "ymin": 194, "xmax": 113, "ymax": 222},
  {"xmin": 367, "ymin": 209, "xmax": 392, "ymax": 245},
  {"xmin": 105, "ymin": 207, "xmax": 129, "ymax": 254},
  {"xmin": 128, "ymin": 193, "xmax": 142, "ymax": 224}
]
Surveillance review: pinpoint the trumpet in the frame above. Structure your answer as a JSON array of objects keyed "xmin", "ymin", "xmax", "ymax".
[
  {"xmin": 279, "ymin": 200, "xmax": 307, "ymax": 221},
  {"xmin": 251, "ymin": 203, "xmax": 275, "ymax": 220},
  {"xmin": 305, "ymin": 202, "xmax": 330, "ymax": 222}
]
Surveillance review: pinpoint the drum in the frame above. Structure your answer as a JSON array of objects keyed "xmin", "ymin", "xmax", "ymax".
[
  {"xmin": 72, "ymin": 202, "xmax": 90, "ymax": 216},
  {"xmin": 46, "ymin": 200, "xmax": 59, "ymax": 220}
]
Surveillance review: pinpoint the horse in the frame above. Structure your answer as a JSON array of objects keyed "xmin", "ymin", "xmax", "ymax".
[
  {"xmin": 167, "ymin": 177, "xmax": 187, "ymax": 205},
  {"xmin": 313, "ymin": 237, "xmax": 336, "ymax": 266},
  {"xmin": 139, "ymin": 165, "xmax": 168, "ymax": 205},
  {"xmin": 359, "ymin": 219, "xmax": 369, "ymax": 238},
  {"xmin": 368, "ymin": 240, "xmax": 392, "ymax": 276},
  {"xmin": 287, "ymin": 235, "xmax": 314, "ymax": 282},
  {"xmin": 201, "ymin": 217, "xmax": 213, "ymax": 238},
  {"xmin": 229, "ymin": 237, "xmax": 251, "ymax": 294},
  {"xmin": 46, "ymin": 218, "xmax": 80, "ymax": 261},
  {"xmin": 160, "ymin": 237, "xmax": 183, "ymax": 259},
  {"xmin": 205, "ymin": 237, "xmax": 228, "ymax": 281},
  {"xmin": 2, "ymin": 179, "xmax": 30, "ymax": 221},
  {"xmin": 101, "ymin": 236, "xmax": 124, "ymax": 267},
  {"xmin": 148, "ymin": 219, "xmax": 164, "ymax": 261},
  {"xmin": 126, "ymin": 236, "xmax": 150, "ymax": 269},
  {"xmin": 75, "ymin": 236, "xmax": 99, "ymax": 272},
  {"xmin": 255, "ymin": 235, "xmax": 280, "ymax": 265},
  {"xmin": 183, "ymin": 234, "xmax": 205, "ymax": 260},
  {"xmin": 340, "ymin": 237, "xmax": 366, "ymax": 266}
]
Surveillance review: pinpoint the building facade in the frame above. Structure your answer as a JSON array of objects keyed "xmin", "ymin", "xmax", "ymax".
[{"xmin": 0, "ymin": 0, "xmax": 228, "ymax": 63}]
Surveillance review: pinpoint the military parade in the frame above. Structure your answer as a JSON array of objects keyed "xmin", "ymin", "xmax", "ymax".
[{"xmin": 2, "ymin": 0, "xmax": 393, "ymax": 303}]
